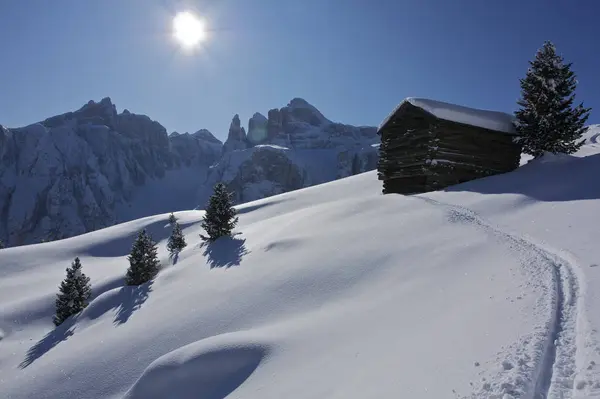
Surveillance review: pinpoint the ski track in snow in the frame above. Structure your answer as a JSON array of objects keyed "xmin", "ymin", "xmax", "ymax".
[{"xmin": 417, "ymin": 196, "xmax": 582, "ymax": 399}]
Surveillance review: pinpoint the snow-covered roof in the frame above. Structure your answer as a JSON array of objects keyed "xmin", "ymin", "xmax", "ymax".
[{"xmin": 379, "ymin": 97, "xmax": 517, "ymax": 135}]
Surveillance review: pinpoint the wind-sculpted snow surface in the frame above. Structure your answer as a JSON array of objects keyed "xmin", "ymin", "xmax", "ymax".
[{"xmin": 123, "ymin": 334, "xmax": 271, "ymax": 399}]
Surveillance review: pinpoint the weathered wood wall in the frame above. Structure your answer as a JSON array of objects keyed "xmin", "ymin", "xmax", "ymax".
[{"xmin": 377, "ymin": 102, "xmax": 521, "ymax": 194}]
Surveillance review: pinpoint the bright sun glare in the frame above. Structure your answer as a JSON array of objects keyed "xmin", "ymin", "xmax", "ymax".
[{"xmin": 173, "ymin": 11, "xmax": 206, "ymax": 50}]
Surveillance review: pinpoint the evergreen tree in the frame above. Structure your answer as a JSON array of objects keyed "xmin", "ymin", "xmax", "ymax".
[
  {"xmin": 167, "ymin": 222, "xmax": 187, "ymax": 255},
  {"xmin": 0, "ymin": 240, "xmax": 4, "ymax": 249},
  {"xmin": 201, "ymin": 183, "xmax": 239, "ymax": 241},
  {"xmin": 168, "ymin": 213, "xmax": 177, "ymax": 225},
  {"xmin": 54, "ymin": 257, "xmax": 92, "ymax": 326},
  {"xmin": 515, "ymin": 41, "xmax": 591, "ymax": 157},
  {"xmin": 125, "ymin": 229, "xmax": 160, "ymax": 286}
]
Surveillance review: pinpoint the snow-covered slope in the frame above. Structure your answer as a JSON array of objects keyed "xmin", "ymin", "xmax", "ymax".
[
  {"xmin": 2, "ymin": 127, "xmax": 600, "ymax": 398},
  {"xmin": 0, "ymin": 98, "xmax": 378, "ymax": 247}
]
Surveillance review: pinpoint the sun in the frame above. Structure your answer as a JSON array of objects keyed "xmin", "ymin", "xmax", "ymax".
[{"xmin": 172, "ymin": 11, "xmax": 206, "ymax": 50}]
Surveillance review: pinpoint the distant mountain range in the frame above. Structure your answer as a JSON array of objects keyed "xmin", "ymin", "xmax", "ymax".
[{"xmin": 0, "ymin": 97, "xmax": 379, "ymax": 246}]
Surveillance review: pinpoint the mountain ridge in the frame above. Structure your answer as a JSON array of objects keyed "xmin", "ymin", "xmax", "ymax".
[{"xmin": 0, "ymin": 97, "xmax": 378, "ymax": 246}]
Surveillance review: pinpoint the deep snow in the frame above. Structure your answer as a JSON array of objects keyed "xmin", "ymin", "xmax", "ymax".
[{"xmin": 1, "ymin": 126, "xmax": 600, "ymax": 398}]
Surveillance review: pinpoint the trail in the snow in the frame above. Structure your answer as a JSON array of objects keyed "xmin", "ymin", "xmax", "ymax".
[{"xmin": 417, "ymin": 196, "xmax": 580, "ymax": 399}]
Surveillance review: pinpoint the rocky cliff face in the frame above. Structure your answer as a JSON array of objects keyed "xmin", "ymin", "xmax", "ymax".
[
  {"xmin": 222, "ymin": 114, "xmax": 249, "ymax": 154},
  {"xmin": 202, "ymin": 98, "xmax": 379, "ymax": 206},
  {"xmin": 170, "ymin": 129, "xmax": 222, "ymax": 167},
  {"xmin": 247, "ymin": 113, "xmax": 268, "ymax": 145},
  {"xmin": 0, "ymin": 98, "xmax": 220, "ymax": 246},
  {"xmin": 0, "ymin": 97, "xmax": 378, "ymax": 246},
  {"xmin": 203, "ymin": 146, "xmax": 307, "ymax": 204}
]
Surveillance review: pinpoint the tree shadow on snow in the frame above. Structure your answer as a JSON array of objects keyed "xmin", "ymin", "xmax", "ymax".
[
  {"xmin": 200, "ymin": 236, "xmax": 249, "ymax": 269},
  {"xmin": 19, "ymin": 280, "xmax": 152, "ymax": 368},
  {"xmin": 85, "ymin": 220, "xmax": 197, "ymax": 258},
  {"xmin": 114, "ymin": 282, "xmax": 153, "ymax": 325},
  {"xmin": 19, "ymin": 319, "xmax": 75, "ymax": 369}
]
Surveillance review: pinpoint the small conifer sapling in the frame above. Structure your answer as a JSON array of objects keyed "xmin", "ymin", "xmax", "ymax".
[
  {"xmin": 201, "ymin": 183, "xmax": 239, "ymax": 241},
  {"xmin": 54, "ymin": 257, "xmax": 92, "ymax": 326},
  {"xmin": 167, "ymin": 222, "xmax": 187, "ymax": 255},
  {"xmin": 125, "ymin": 229, "xmax": 160, "ymax": 286}
]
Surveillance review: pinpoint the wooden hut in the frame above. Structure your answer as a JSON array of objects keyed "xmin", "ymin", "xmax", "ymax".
[{"xmin": 377, "ymin": 98, "xmax": 521, "ymax": 194}]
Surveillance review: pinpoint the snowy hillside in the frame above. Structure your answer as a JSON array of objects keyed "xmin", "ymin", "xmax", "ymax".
[
  {"xmin": 0, "ymin": 98, "xmax": 378, "ymax": 247},
  {"xmin": 1, "ymin": 126, "xmax": 600, "ymax": 398}
]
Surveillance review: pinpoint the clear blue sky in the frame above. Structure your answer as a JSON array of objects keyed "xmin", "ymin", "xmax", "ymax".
[{"xmin": 1, "ymin": 0, "xmax": 598, "ymax": 140}]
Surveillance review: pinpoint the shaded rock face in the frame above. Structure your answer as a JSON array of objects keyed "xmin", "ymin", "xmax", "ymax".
[
  {"xmin": 0, "ymin": 97, "xmax": 378, "ymax": 247},
  {"xmin": 222, "ymin": 114, "xmax": 249, "ymax": 154},
  {"xmin": 283, "ymin": 97, "xmax": 328, "ymax": 127},
  {"xmin": 205, "ymin": 98, "xmax": 379, "ymax": 209},
  {"xmin": 201, "ymin": 146, "xmax": 306, "ymax": 205},
  {"xmin": 337, "ymin": 145, "xmax": 380, "ymax": 179},
  {"xmin": 247, "ymin": 113, "xmax": 268, "ymax": 145},
  {"xmin": 0, "ymin": 98, "xmax": 221, "ymax": 246},
  {"xmin": 42, "ymin": 97, "xmax": 118, "ymax": 130},
  {"xmin": 266, "ymin": 108, "xmax": 286, "ymax": 145},
  {"xmin": 260, "ymin": 98, "xmax": 378, "ymax": 150},
  {"xmin": 221, "ymin": 98, "xmax": 378, "ymax": 152},
  {"xmin": 170, "ymin": 130, "xmax": 222, "ymax": 167}
]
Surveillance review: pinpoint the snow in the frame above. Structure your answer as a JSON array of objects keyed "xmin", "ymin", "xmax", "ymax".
[
  {"xmin": 2, "ymin": 126, "xmax": 600, "ymax": 398},
  {"xmin": 379, "ymin": 97, "xmax": 517, "ymax": 134}
]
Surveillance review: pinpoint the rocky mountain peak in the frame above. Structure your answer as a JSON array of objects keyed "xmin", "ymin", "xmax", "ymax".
[
  {"xmin": 192, "ymin": 129, "xmax": 221, "ymax": 144},
  {"xmin": 222, "ymin": 114, "xmax": 249, "ymax": 154},
  {"xmin": 41, "ymin": 96, "xmax": 118, "ymax": 130},
  {"xmin": 247, "ymin": 112, "xmax": 268, "ymax": 144},
  {"xmin": 283, "ymin": 98, "xmax": 328, "ymax": 127}
]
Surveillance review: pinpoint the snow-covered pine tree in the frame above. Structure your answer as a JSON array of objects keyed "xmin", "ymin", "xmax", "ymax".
[
  {"xmin": 53, "ymin": 257, "xmax": 92, "ymax": 326},
  {"xmin": 0, "ymin": 240, "xmax": 4, "ymax": 249},
  {"xmin": 201, "ymin": 183, "xmax": 239, "ymax": 241},
  {"xmin": 167, "ymin": 222, "xmax": 187, "ymax": 255},
  {"xmin": 125, "ymin": 229, "xmax": 160, "ymax": 286},
  {"xmin": 515, "ymin": 41, "xmax": 591, "ymax": 157},
  {"xmin": 168, "ymin": 213, "xmax": 177, "ymax": 225}
]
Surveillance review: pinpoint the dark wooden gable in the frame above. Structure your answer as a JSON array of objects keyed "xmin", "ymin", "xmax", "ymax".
[{"xmin": 377, "ymin": 101, "xmax": 521, "ymax": 195}]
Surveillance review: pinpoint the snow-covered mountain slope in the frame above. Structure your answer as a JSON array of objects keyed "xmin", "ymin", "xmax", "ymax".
[
  {"xmin": 0, "ymin": 98, "xmax": 221, "ymax": 246},
  {"xmin": 0, "ymin": 98, "xmax": 378, "ymax": 247},
  {"xmin": 2, "ymin": 128, "xmax": 600, "ymax": 398}
]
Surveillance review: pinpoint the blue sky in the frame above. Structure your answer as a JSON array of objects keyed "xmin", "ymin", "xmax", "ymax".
[{"xmin": 0, "ymin": 0, "xmax": 598, "ymax": 140}]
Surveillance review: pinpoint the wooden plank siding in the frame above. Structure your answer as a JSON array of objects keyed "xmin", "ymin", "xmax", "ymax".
[{"xmin": 377, "ymin": 102, "xmax": 521, "ymax": 194}]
